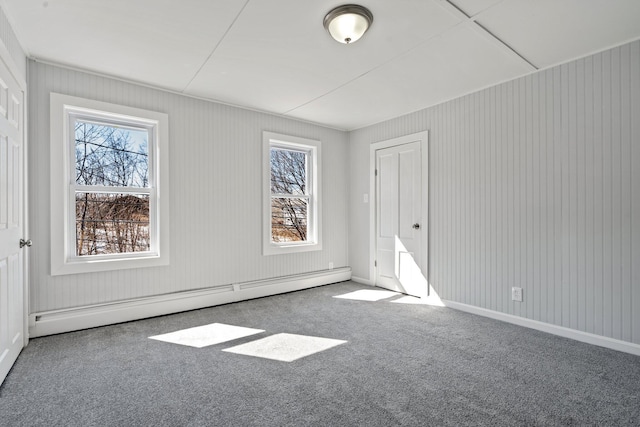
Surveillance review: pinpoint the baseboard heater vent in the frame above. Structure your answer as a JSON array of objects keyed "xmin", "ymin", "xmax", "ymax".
[{"xmin": 30, "ymin": 267, "xmax": 351, "ymax": 338}]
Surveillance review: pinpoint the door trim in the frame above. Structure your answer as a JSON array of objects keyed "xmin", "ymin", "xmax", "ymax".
[
  {"xmin": 369, "ymin": 131, "xmax": 428, "ymax": 291},
  {"xmin": 0, "ymin": 40, "xmax": 28, "ymax": 349}
]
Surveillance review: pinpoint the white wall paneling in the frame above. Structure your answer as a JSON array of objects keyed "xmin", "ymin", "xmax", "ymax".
[
  {"xmin": 349, "ymin": 40, "xmax": 640, "ymax": 346},
  {"xmin": 0, "ymin": 6, "xmax": 26, "ymax": 82},
  {"xmin": 28, "ymin": 60, "xmax": 349, "ymax": 319}
]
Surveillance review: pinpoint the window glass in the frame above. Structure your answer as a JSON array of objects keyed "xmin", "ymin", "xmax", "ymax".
[
  {"xmin": 50, "ymin": 93, "xmax": 169, "ymax": 275},
  {"xmin": 75, "ymin": 121, "xmax": 149, "ymax": 187},
  {"xmin": 263, "ymin": 131, "xmax": 321, "ymax": 255},
  {"xmin": 75, "ymin": 193, "xmax": 150, "ymax": 255},
  {"xmin": 270, "ymin": 147, "xmax": 309, "ymax": 243},
  {"xmin": 270, "ymin": 148, "xmax": 306, "ymax": 195},
  {"xmin": 270, "ymin": 196, "xmax": 308, "ymax": 243},
  {"xmin": 73, "ymin": 119, "xmax": 151, "ymax": 256}
]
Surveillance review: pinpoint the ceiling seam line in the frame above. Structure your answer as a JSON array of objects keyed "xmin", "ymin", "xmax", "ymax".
[
  {"xmin": 439, "ymin": 0, "xmax": 537, "ymax": 71},
  {"xmin": 287, "ymin": 0, "xmax": 519, "ymax": 117},
  {"xmin": 472, "ymin": 21, "xmax": 539, "ymax": 71},
  {"xmin": 181, "ymin": 0, "xmax": 251, "ymax": 93},
  {"xmin": 282, "ymin": 69, "xmax": 374, "ymax": 116},
  {"xmin": 283, "ymin": 21, "xmax": 475, "ymax": 116},
  {"xmin": 288, "ymin": 0, "xmax": 539, "ymax": 118},
  {"xmin": 28, "ymin": 56, "xmax": 347, "ymax": 131},
  {"xmin": 439, "ymin": 0, "xmax": 472, "ymax": 20},
  {"xmin": 440, "ymin": 0, "xmax": 509, "ymax": 21}
]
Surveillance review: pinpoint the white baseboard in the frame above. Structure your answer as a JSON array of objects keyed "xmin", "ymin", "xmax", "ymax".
[
  {"xmin": 443, "ymin": 300, "xmax": 640, "ymax": 357},
  {"xmin": 30, "ymin": 268, "xmax": 351, "ymax": 337},
  {"xmin": 350, "ymin": 276, "xmax": 373, "ymax": 286}
]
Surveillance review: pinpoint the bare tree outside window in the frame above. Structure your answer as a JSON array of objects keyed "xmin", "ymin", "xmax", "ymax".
[
  {"xmin": 75, "ymin": 121, "xmax": 150, "ymax": 255},
  {"xmin": 270, "ymin": 148, "xmax": 309, "ymax": 242}
]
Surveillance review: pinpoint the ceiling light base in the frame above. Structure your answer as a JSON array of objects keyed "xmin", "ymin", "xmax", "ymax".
[{"xmin": 324, "ymin": 4, "xmax": 373, "ymax": 44}]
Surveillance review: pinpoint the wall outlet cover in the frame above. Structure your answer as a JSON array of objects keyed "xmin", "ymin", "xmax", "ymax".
[{"xmin": 512, "ymin": 287, "xmax": 523, "ymax": 302}]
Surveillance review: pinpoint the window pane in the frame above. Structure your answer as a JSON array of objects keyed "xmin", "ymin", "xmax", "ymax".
[
  {"xmin": 75, "ymin": 121, "xmax": 149, "ymax": 187},
  {"xmin": 271, "ymin": 197, "xmax": 307, "ymax": 242},
  {"xmin": 76, "ymin": 192, "xmax": 150, "ymax": 255},
  {"xmin": 270, "ymin": 148, "xmax": 306, "ymax": 195}
]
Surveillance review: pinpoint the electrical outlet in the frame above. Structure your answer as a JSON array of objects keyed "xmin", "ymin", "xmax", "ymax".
[
  {"xmin": 328, "ymin": 262, "xmax": 334, "ymax": 270},
  {"xmin": 512, "ymin": 287, "xmax": 523, "ymax": 302}
]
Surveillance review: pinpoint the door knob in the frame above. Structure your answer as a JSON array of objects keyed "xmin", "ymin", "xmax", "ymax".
[
  {"xmin": 412, "ymin": 223, "xmax": 420, "ymax": 230},
  {"xmin": 20, "ymin": 239, "xmax": 32, "ymax": 248}
]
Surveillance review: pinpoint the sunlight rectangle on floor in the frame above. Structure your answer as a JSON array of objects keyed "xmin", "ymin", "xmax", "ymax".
[
  {"xmin": 333, "ymin": 289, "xmax": 400, "ymax": 301},
  {"xmin": 391, "ymin": 295, "xmax": 445, "ymax": 306},
  {"xmin": 149, "ymin": 323, "xmax": 264, "ymax": 348},
  {"xmin": 222, "ymin": 333, "xmax": 347, "ymax": 362}
]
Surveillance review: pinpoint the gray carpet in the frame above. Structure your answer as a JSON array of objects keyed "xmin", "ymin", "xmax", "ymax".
[{"xmin": 1, "ymin": 281, "xmax": 639, "ymax": 426}]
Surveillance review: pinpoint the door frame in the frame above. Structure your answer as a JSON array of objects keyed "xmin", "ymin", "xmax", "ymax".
[
  {"xmin": 369, "ymin": 131, "xmax": 428, "ymax": 292},
  {"xmin": 0, "ymin": 41, "xmax": 29, "ymax": 349}
]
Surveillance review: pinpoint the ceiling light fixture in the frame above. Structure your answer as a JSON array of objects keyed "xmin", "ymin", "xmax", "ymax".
[{"xmin": 323, "ymin": 4, "xmax": 373, "ymax": 44}]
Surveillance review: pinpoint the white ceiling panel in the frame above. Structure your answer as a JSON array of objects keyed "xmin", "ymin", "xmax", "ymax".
[
  {"xmin": 448, "ymin": 0, "xmax": 505, "ymax": 17},
  {"xmin": 476, "ymin": 0, "xmax": 640, "ymax": 69},
  {"xmin": 2, "ymin": 0, "xmax": 640, "ymax": 129},
  {"xmin": 287, "ymin": 22, "xmax": 534, "ymax": 129},
  {"xmin": 185, "ymin": 0, "xmax": 462, "ymax": 114},
  {"xmin": 2, "ymin": 0, "xmax": 246, "ymax": 91}
]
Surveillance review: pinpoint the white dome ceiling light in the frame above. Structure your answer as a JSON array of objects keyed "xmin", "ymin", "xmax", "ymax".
[{"xmin": 323, "ymin": 4, "xmax": 374, "ymax": 44}]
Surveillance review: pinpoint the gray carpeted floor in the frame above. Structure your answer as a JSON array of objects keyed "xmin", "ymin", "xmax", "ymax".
[{"xmin": 1, "ymin": 281, "xmax": 639, "ymax": 426}]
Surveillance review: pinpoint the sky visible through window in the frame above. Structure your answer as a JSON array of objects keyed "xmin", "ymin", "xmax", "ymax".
[
  {"xmin": 74, "ymin": 120, "xmax": 151, "ymax": 256},
  {"xmin": 75, "ymin": 120, "xmax": 149, "ymax": 188}
]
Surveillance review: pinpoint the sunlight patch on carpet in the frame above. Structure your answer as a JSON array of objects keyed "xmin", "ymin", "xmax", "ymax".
[
  {"xmin": 222, "ymin": 333, "xmax": 347, "ymax": 362},
  {"xmin": 390, "ymin": 294, "xmax": 445, "ymax": 306},
  {"xmin": 149, "ymin": 323, "xmax": 265, "ymax": 348},
  {"xmin": 390, "ymin": 295, "xmax": 426, "ymax": 304},
  {"xmin": 333, "ymin": 289, "xmax": 400, "ymax": 301},
  {"xmin": 388, "ymin": 289, "xmax": 446, "ymax": 306}
]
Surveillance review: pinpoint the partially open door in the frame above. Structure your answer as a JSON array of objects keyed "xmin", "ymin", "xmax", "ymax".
[
  {"xmin": 0, "ymin": 52, "xmax": 26, "ymax": 385},
  {"xmin": 375, "ymin": 140, "xmax": 426, "ymax": 297}
]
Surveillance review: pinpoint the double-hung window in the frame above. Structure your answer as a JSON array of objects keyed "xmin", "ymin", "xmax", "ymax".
[
  {"xmin": 50, "ymin": 94, "xmax": 169, "ymax": 275},
  {"xmin": 263, "ymin": 131, "xmax": 321, "ymax": 255}
]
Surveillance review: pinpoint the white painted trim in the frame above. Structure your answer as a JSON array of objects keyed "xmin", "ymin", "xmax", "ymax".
[
  {"xmin": 443, "ymin": 300, "xmax": 640, "ymax": 357},
  {"xmin": 369, "ymin": 131, "xmax": 429, "ymax": 289},
  {"xmin": 351, "ymin": 276, "xmax": 374, "ymax": 286},
  {"xmin": 29, "ymin": 267, "xmax": 351, "ymax": 337},
  {"xmin": 0, "ymin": 34, "xmax": 28, "ymax": 350},
  {"xmin": 20, "ymin": 51, "xmax": 28, "ymax": 346},
  {"xmin": 262, "ymin": 131, "xmax": 322, "ymax": 255},
  {"xmin": 49, "ymin": 93, "xmax": 170, "ymax": 275}
]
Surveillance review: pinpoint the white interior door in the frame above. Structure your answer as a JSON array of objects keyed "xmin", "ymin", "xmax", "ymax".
[
  {"xmin": 0, "ymin": 54, "xmax": 26, "ymax": 385},
  {"xmin": 375, "ymin": 141, "xmax": 425, "ymax": 297}
]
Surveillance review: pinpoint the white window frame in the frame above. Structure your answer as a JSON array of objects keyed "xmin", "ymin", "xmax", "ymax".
[
  {"xmin": 50, "ymin": 93, "xmax": 170, "ymax": 275},
  {"xmin": 263, "ymin": 131, "xmax": 322, "ymax": 255}
]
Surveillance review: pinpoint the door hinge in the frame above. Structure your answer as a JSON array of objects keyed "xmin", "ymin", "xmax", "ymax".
[
  {"xmin": 374, "ymin": 260, "xmax": 377, "ymax": 267},
  {"xmin": 375, "ymin": 169, "xmax": 378, "ymax": 176}
]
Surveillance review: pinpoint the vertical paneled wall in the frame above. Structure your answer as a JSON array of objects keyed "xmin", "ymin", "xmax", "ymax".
[
  {"xmin": 0, "ymin": 7, "xmax": 26, "ymax": 81},
  {"xmin": 349, "ymin": 40, "xmax": 640, "ymax": 345},
  {"xmin": 29, "ymin": 61, "xmax": 349, "ymax": 313}
]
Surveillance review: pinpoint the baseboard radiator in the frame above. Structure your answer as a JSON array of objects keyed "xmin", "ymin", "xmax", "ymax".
[{"xmin": 30, "ymin": 267, "xmax": 351, "ymax": 338}]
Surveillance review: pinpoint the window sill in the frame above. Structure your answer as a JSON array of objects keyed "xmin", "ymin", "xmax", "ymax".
[
  {"xmin": 51, "ymin": 253, "xmax": 169, "ymax": 276},
  {"xmin": 263, "ymin": 241, "xmax": 322, "ymax": 256},
  {"xmin": 50, "ymin": 93, "xmax": 170, "ymax": 277}
]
